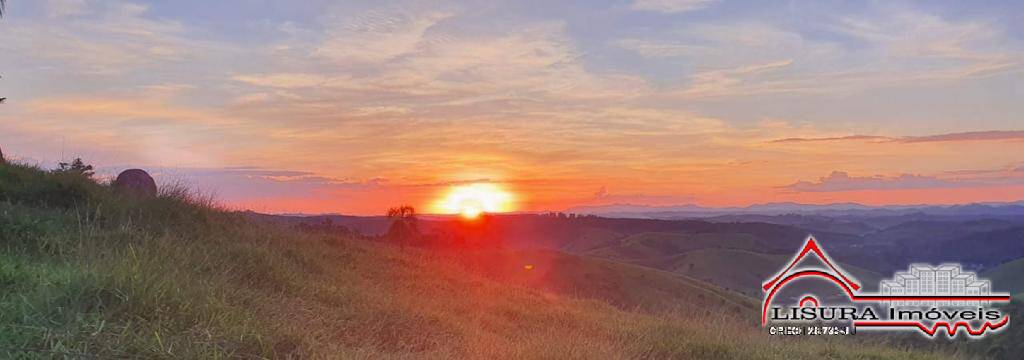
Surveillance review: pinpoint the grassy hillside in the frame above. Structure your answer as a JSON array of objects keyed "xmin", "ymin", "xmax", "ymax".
[
  {"xmin": 583, "ymin": 232, "xmax": 762, "ymax": 262},
  {"xmin": 449, "ymin": 249, "xmax": 754, "ymax": 313},
  {"xmin": 862, "ymin": 220, "xmax": 1024, "ymax": 271},
  {"xmin": 984, "ymin": 258, "xmax": 1024, "ymax": 296},
  {"xmin": 656, "ymin": 248, "xmax": 882, "ymax": 298},
  {"xmin": 582, "ymin": 233, "xmax": 882, "ymax": 299},
  {"xmin": 0, "ymin": 162, "xmax": 959, "ymax": 358}
]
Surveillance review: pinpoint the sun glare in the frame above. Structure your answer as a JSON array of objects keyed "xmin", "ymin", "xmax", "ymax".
[{"xmin": 437, "ymin": 183, "xmax": 514, "ymax": 219}]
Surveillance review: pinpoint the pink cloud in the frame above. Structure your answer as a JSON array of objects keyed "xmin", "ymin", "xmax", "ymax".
[
  {"xmin": 785, "ymin": 166, "xmax": 1024, "ymax": 192},
  {"xmin": 783, "ymin": 171, "xmax": 955, "ymax": 192},
  {"xmin": 769, "ymin": 135, "xmax": 892, "ymax": 143},
  {"xmin": 770, "ymin": 130, "xmax": 1024, "ymax": 144},
  {"xmin": 896, "ymin": 130, "xmax": 1024, "ymax": 143}
]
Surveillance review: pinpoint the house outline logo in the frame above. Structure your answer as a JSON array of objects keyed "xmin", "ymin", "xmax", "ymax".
[{"xmin": 762, "ymin": 236, "xmax": 1012, "ymax": 337}]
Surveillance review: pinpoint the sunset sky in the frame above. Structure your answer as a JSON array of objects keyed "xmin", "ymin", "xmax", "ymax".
[{"xmin": 1, "ymin": 0, "xmax": 1023, "ymax": 215}]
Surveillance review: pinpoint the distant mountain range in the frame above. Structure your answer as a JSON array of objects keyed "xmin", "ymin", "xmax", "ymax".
[
  {"xmin": 566, "ymin": 201, "xmax": 1024, "ymax": 219},
  {"xmin": 257, "ymin": 199, "xmax": 1024, "ymax": 300}
]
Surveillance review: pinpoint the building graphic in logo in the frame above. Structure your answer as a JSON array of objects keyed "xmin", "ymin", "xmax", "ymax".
[
  {"xmin": 880, "ymin": 264, "xmax": 992, "ymax": 307},
  {"xmin": 762, "ymin": 236, "xmax": 1011, "ymax": 337}
]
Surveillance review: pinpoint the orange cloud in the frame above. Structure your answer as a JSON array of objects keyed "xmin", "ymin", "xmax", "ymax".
[{"xmin": 769, "ymin": 130, "xmax": 1024, "ymax": 144}]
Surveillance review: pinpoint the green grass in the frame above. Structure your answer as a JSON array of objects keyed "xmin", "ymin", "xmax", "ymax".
[
  {"xmin": 584, "ymin": 232, "xmax": 762, "ymax": 262},
  {"xmin": 0, "ymin": 162, "xmax": 964, "ymax": 358},
  {"xmin": 582, "ymin": 233, "xmax": 882, "ymax": 299},
  {"xmin": 984, "ymin": 258, "xmax": 1024, "ymax": 296},
  {"xmin": 450, "ymin": 248, "xmax": 756, "ymax": 314},
  {"xmin": 660, "ymin": 248, "xmax": 883, "ymax": 296}
]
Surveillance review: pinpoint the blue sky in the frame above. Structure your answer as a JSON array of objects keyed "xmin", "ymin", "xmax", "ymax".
[{"xmin": 1, "ymin": 0, "xmax": 1022, "ymax": 214}]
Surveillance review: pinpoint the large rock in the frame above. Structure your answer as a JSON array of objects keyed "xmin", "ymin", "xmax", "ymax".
[{"xmin": 113, "ymin": 169, "xmax": 157, "ymax": 197}]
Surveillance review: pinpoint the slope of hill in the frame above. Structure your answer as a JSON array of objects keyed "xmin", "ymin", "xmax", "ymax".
[
  {"xmin": 984, "ymin": 258, "xmax": 1024, "ymax": 296},
  {"xmin": 576, "ymin": 230, "xmax": 882, "ymax": 298},
  {"xmin": 299, "ymin": 213, "xmax": 831, "ymax": 255},
  {"xmin": 704, "ymin": 214, "xmax": 880, "ymax": 235},
  {"xmin": 583, "ymin": 231, "xmax": 763, "ymax": 262},
  {"xmin": 654, "ymin": 248, "xmax": 882, "ymax": 298},
  {"xmin": 0, "ymin": 162, "xmax": 958, "ymax": 358},
  {"xmin": 861, "ymin": 220, "xmax": 1024, "ymax": 272},
  {"xmin": 453, "ymin": 249, "xmax": 754, "ymax": 313}
]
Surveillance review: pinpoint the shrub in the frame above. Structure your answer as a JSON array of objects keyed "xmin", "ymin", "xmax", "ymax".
[
  {"xmin": 0, "ymin": 162, "xmax": 102, "ymax": 208},
  {"xmin": 386, "ymin": 205, "xmax": 419, "ymax": 248},
  {"xmin": 55, "ymin": 158, "xmax": 95, "ymax": 179}
]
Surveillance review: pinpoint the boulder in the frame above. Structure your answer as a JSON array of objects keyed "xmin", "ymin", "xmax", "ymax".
[{"xmin": 113, "ymin": 169, "xmax": 157, "ymax": 197}]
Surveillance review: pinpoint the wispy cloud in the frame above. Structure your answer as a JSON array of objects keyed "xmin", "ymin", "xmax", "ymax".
[
  {"xmin": 783, "ymin": 171, "xmax": 956, "ymax": 192},
  {"xmin": 615, "ymin": 6, "xmax": 1024, "ymax": 98},
  {"xmin": 769, "ymin": 135, "xmax": 892, "ymax": 143},
  {"xmin": 0, "ymin": 1, "xmax": 213, "ymax": 75},
  {"xmin": 629, "ymin": 0, "xmax": 718, "ymax": 14},
  {"xmin": 587, "ymin": 186, "xmax": 696, "ymax": 206},
  {"xmin": 784, "ymin": 167, "xmax": 1024, "ymax": 192},
  {"xmin": 314, "ymin": 9, "xmax": 454, "ymax": 64},
  {"xmin": 769, "ymin": 130, "xmax": 1024, "ymax": 144},
  {"xmin": 897, "ymin": 130, "xmax": 1024, "ymax": 143}
]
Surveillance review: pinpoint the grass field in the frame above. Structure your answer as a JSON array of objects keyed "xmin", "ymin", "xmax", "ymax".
[
  {"xmin": 583, "ymin": 232, "xmax": 763, "ymax": 262},
  {"xmin": 660, "ymin": 248, "xmax": 883, "ymax": 296},
  {"xmin": 984, "ymin": 257, "xmax": 1024, "ymax": 296},
  {"xmin": 0, "ymin": 162, "xmax": 965, "ymax": 358}
]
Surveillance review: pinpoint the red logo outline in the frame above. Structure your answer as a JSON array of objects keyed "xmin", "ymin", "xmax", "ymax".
[{"xmin": 762, "ymin": 236, "xmax": 1012, "ymax": 337}]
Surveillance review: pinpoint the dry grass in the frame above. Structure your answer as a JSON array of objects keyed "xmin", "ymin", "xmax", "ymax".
[{"xmin": 0, "ymin": 162, "xmax": 965, "ymax": 359}]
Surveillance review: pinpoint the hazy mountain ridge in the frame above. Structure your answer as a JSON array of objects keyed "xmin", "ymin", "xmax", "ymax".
[
  {"xmin": 567, "ymin": 201, "xmax": 1024, "ymax": 219},
  {"xmin": 267, "ymin": 207, "xmax": 1024, "ymax": 288}
]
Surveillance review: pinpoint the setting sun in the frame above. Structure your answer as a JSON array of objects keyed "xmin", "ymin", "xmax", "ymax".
[{"xmin": 435, "ymin": 183, "xmax": 514, "ymax": 218}]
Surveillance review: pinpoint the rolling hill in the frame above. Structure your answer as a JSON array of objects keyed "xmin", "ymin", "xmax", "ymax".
[
  {"xmin": 451, "ymin": 248, "xmax": 754, "ymax": 314},
  {"xmin": 654, "ymin": 248, "xmax": 882, "ymax": 298},
  {"xmin": 984, "ymin": 258, "xmax": 1024, "ymax": 296},
  {"xmin": 0, "ymin": 161, "xmax": 961, "ymax": 358},
  {"xmin": 583, "ymin": 231, "xmax": 763, "ymax": 262},
  {"xmin": 291, "ymin": 213, "xmax": 832, "ymax": 255},
  {"xmin": 584, "ymin": 244, "xmax": 882, "ymax": 300}
]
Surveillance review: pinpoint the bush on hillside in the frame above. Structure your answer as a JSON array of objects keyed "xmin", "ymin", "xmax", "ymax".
[
  {"xmin": 55, "ymin": 158, "xmax": 95, "ymax": 178},
  {"xmin": 0, "ymin": 160, "xmax": 221, "ymax": 234},
  {"xmin": 0, "ymin": 162, "xmax": 102, "ymax": 208},
  {"xmin": 386, "ymin": 205, "xmax": 419, "ymax": 248}
]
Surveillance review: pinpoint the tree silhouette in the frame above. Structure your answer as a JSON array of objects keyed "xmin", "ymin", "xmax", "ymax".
[
  {"xmin": 56, "ymin": 158, "xmax": 95, "ymax": 178},
  {"xmin": 386, "ymin": 205, "xmax": 418, "ymax": 248}
]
